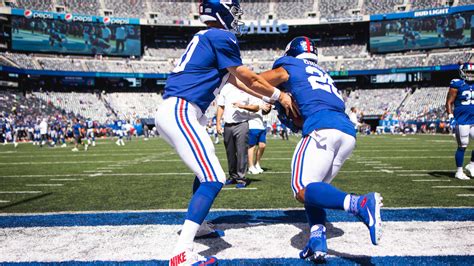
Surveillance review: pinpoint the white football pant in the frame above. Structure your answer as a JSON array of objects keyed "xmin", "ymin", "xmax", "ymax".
[
  {"xmin": 155, "ymin": 97, "xmax": 226, "ymax": 184},
  {"xmin": 455, "ymin": 124, "xmax": 474, "ymax": 148},
  {"xmin": 291, "ymin": 129, "xmax": 355, "ymax": 196}
]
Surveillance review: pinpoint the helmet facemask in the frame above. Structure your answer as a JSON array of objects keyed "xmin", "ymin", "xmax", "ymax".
[{"xmin": 460, "ymin": 63, "xmax": 474, "ymax": 82}]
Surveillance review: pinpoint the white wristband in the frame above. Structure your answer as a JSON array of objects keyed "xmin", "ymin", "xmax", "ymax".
[
  {"xmin": 262, "ymin": 96, "xmax": 272, "ymax": 103},
  {"xmin": 448, "ymin": 113, "xmax": 454, "ymax": 119},
  {"xmin": 270, "ymin": 88, "xmax": 281, "ymax": 102}
]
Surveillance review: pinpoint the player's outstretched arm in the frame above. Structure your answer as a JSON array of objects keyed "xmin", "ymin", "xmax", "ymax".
[
  {"xmin": 446, "ymin": 88, "xmax": 457, "ymax": 117},
  {"xmin": 259, "ymin": 67, "xmax": 290, "ymax": 87},
  {"xmin": 227, "ymin": 65, "xmax": 297, "ymax": 117}
]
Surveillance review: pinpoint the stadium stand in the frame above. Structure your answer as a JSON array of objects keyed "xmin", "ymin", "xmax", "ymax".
[
  {"xmin": 362, "ymin": 0, "xmax": 404, "ymax": 15},
  {"xmin": 104, "ymin": 0, "xmax": 147, "ymax": 18},
  {"xmin": 57, "ymin": 0, "xmax": 101, "ymax": 16},
  {"xmin": 103, "ymin": 92, "xmax": 164, "ymax": 118},
  {"xmin": 241, "ymin": 0, "xmax": 271, "ymax": 20},
  {"xmin": 3, "ymin": 46, "xmax": 474, "ymax": 73},
  {"xmin": 384, "ymin": 53, "xmax": 426, "ymax": 68},
  {"xmin": 318, "ymin": 0, "xmax": 359, "ymax": 18},
  {"xmin": 9, "ymin": 0, "xmax": 468, "ymax": 20},
  {"xmin": 275, "ymin": 0, "xmax": 314, "ymax": 19},
  {"xmin": 345, "ymin": 88, "xmax": 409, "ymax": 115},
  {"xmin": 15, "ymin": 0, "xmax": 54, "ymax": 12},
  {"xmin": 146, "ymin": 0, "xmax": 194, "ymax": 23},
  {"xmin": 398, "ymin": 87, "xmax": 448, "ymax": 121},
  {"xmin": 33, "ymin": 91, "xmax": 113, "ymax": 123},
  {"xmin": 410, "ymin": 0, "xmax": 445, "ymax": 11},
  {"xmin": 0, "ymin": 90, "xmax": 80, "ymax": 121}
]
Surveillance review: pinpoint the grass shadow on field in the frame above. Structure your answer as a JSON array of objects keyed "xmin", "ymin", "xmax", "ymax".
[
  {"xmin": 0, "ymin": 192, "xmax": 52, "ymax": 211},
  {"xmin": 428, "ymin": 171, "xmax": 455, "ymax": 178}
]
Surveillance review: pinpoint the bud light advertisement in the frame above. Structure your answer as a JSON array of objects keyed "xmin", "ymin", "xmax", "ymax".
[
  {"xmin": 370, "ymin": 11, "xmax": 474, "ymax": 53},
  {"xmin": 11, "ymin": 16, "xmax": 141, "ymax": 56}
]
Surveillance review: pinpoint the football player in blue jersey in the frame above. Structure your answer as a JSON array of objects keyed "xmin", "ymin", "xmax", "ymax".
[
  {"xmin": 71, "ymin": 118, "xmax": 83, "ymax": 152},
  {"xmin": 445, "ymin": 62, "xmax": 474, "ymax": 180},
  {"xmin": 85, "ymin": 118, "xmax": 96, "ymax": 149},
  {"xmin": 114, "ymin": 119, "xmax": 125, "ymax": 146},
  {"xmin": 155, "ymin": 1, "xmax": 295, "ymax": 265},
  {"xmin": 259, "ymin": 37, "xmax": 383, "ymax": 263}
]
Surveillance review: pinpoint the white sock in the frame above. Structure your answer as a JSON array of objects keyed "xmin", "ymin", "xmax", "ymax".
[
  {"xmin": 457, "ymin": 167, "xmax": 464, "ymax": 173},
  {"xmin": 174, "ymin": 219, "xmax": 200, "ymax": 253},
  {"xmin": 343, "ymin": 195, "xmax": 351, "ymax": 212}
]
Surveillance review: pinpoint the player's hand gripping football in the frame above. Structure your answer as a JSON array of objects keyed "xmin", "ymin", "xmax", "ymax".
[{"xmin": 279, "ymin": 92, "xmax": 300, "ymax": 118}]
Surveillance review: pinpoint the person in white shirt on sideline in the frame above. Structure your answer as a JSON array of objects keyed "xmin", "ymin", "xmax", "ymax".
[
  {"xmin": 349, "ymin": 107, "xmax": 360, "ymax": 132},
  {"xmin": 216, "ymin": 83, "xmax": 259, "ymax": 188}
]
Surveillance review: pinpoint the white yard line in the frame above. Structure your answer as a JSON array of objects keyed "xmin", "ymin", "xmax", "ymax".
[
  {"xmin": 25, "ymin": 184, "xmax": 63, "ymax": 187},
  {"xmin": 457, "ymin": 194, "xmax": 474, "ymax": 197},
  {"xmin": 50, "ymin": 179, "xmax": 83, "ymax": 181},
  {"xmin": 0, "ymin": 200, "xmax": 10, "ymax": 203},
  {"xmin": 432, "ymin": 186, "xmax": 474, "ymax": 189},
  {"xmin": 412, "ymin": 179, "xmax": 451, "ymax": 182},
  {"xmin": 0, "ymin": 191, "xmax": 42, "ymax": 194}
]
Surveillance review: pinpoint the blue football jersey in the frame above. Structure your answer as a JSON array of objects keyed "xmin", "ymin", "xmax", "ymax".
[
  {"xmin": 163, "ymin": 28, "xmax": 243, "ymax": 113},
  {"xmin": 273, "ymin": 56, "xmax": 355, "ymax": 137},
  {"xmin": 451, "ymin": 79, "xmax": 474, "ymax": 125},
  {"xmin": 73, "ymin": 123, "xmax": 81, "ymax": 135},
  {"xmin": 86, "ymin": 120, "xmax": 94, "ymax": 129}
]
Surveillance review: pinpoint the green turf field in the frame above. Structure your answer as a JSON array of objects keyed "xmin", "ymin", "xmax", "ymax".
[{"xmin": 0, "ymin": 134, "xmax": 473, "ymax": 213}]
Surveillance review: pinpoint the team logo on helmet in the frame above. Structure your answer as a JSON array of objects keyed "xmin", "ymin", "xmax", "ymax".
[
  {"xmin": 24, "ymin": 10, "xmax": 33, "ymax": 19},
  {"xmin": 299, "ymin": 41, "xmax": 314, "ymax": 53},
  {"xmin": 103, "ymin": 16, "xmax": 111, "ymax": 24},
  {"xmin": 65, "ymin": 13, "xmax": 73, "ymax": 22}
]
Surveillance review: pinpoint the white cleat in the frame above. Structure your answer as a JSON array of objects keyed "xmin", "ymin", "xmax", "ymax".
[
  {"xmin": 169, "ymin": 248, "xmax": 217, "ymax": 266},
  {"xmin": 61, "ymin": 143, "xmax": 67, "ymax": 148},
  {"xmin": 85, "ymin": 144, "xmax": 88, "ymax": 151},
  {"xmin": 465, "ymin": 164, "xmax": 474, "ymax": 178},
  {"xmin": 455, "ymin": 171, "xmax": 470, "ymax": 180},
  {"xmin": 71, "ymin": 148, "xmax": 79, "ymax": 152}
]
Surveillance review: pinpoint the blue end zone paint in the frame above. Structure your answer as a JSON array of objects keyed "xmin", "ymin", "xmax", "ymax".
[
  {"xmin": 0, "ymin": 208, "xmax": 473, "ymax": 228},
  {"xmin": 3, "ymin": 256, "xmax": 474, "ymax": 266}
]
